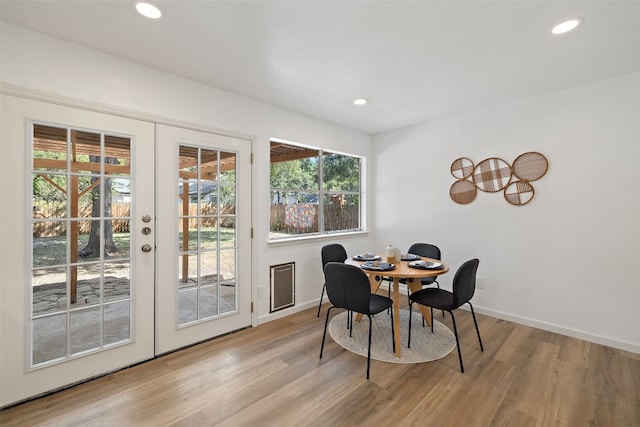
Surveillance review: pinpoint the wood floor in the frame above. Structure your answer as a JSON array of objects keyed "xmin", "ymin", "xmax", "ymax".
[{"xmin": 2, "ymin": 302, "xmax": 639, "ymax": 427}]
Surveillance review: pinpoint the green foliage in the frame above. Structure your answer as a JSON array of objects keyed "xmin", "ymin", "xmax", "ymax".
[
  {"xmin": 322, "ymin": 153, "xmax": 360, "ymax": 192},
  {"xmin": 270, "ymin": 153, "xmax": 359, "ymax": 192},
  {"xmin": 270, "ymin": 158, "xmax": 318, "ymax": 190}
]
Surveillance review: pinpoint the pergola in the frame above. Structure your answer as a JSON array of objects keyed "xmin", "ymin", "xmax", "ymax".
[{"xmin": 270, "ymin": 141, "xmax": 319, "ymax": 164}]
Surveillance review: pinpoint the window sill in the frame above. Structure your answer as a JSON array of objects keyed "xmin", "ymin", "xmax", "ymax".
[{"xmin": 267, "ymin": 230, "xmax": 369, "ymax": 246}]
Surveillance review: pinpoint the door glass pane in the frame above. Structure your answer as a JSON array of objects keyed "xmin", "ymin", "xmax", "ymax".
[
  {"xmin": 33, "ymin": 174, "xmax": 68, "ymax": 218},
  {"xmin": 31, "ymin": 122, "xmax": 133, "ymax": 367},
  {"xmin": 221, "ymin": 283, "xmax": 236, "ymax": 314},
  {"xmin": 178, "ymin": 218, "xmax": 198, "ymax": 251},
  {"xmin": 75, "ymin": 263, "xmax": 102, "ymax": 307},
  {"xmin": 220, "ymin": 217, "xmax": 235, "ymax": 248},
  {"xmin": 199, "ymin": 181, "xmax": 217, "ymax": 215},
  {"xmin": 105, "ymin": 135, "xmax": 131, "ymax": 177},
  {"xmin": 177, "ymin": 145, "xmax": 238, "ymax": 326},
  {"xmin": 105, "ymin": 261, "xmax": 130, "ymax": 302},
  {"xmin": 178, "ymin": 254, "xmax": 198, "ymax": 287},
  {"xmin": 33, "ymin": 222, "xmax": 67, "ymax": 268},
  {"xmin": 32, "ymin": 314, "xmax": 67, "ymax": 365},
  {"xmin": 200, "ymin": 252, "xmax": 218, "ymax": 286},
  {"xmin": 220, "ymin": 184, "xmax": 236, "ymax": 214},
  {"xmin": 107, "ymin": 219, "xmax": 131, "ymax": 259},
  {"xmin": 104, "ymin": 301, "xmax": 130, "ymax": 345},
  {"xmin": 70, "ymin": 307, "xmax": 100, "ymax": 354},
  {"xmin": 201, "ymin": 218, "xmax": 218, "ymax": 250},
  {"xmin": 33, "ymin": 125, "xmax": 68, "ymax": 172},
  {"xmin": 178, "ymin": 288, "xmax": 198, "ymax": 324},
  {"xmin": 200, "ymin": 286, "xmax": 218, "ymax": 318},
  {"xmin": 71, "ymin": 130, "xmax": 101, "ymax": 175},
  {"xmin": 32, "ymin": 267, "xmax": 67, "ymax": 316}
]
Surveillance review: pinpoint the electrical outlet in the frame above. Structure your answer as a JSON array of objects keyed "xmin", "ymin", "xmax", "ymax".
[{"xmin": 476, "ymin": 276, "xmax": 483, "ymax": 289}]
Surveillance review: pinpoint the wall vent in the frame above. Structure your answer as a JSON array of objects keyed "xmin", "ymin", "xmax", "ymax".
[{"xmin": 270, "ymin": 262, "xmax": 295, "ymax": 312}]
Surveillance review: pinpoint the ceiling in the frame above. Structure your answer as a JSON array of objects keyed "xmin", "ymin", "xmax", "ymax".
[{"xmin": 1, "ymin": 1, "xmax": 638, "ymax": 134}]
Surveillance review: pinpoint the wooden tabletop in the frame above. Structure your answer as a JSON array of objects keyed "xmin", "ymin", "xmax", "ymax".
[{"xmin": 347, "ymin": 256, "xmax": 449, "ymax": 278}]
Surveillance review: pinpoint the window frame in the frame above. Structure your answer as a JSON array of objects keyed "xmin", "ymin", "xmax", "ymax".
[{"xmin": 268, "ymin": 138, "xmax": 365, "ymax": 242}]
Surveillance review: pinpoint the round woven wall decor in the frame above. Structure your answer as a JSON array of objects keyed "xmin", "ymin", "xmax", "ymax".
[
  {"xmin": 450, "ymin": 157, "xmax": 474, "ymax": 179},
  {"xmin": 504, "ymin": 180, "xmax": 535, "ymax": 206},
  {"xmin": 472, "ymin": 157, "xmax": 512, "ymax": 192},
  {"xmin": 450, "ymin": 179, "xmax": 476, "ymax": 204},
  {"xmin": 512, "ymin": 152, "xmax": 548, "ymax": 181}
]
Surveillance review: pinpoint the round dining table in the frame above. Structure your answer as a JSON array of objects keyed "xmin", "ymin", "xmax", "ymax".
[{"xmin": 347, "ymin": 255, "xmax": 449, "ymax": 358}]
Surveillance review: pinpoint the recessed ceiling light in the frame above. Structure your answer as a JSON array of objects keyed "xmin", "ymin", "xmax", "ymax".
[
  {"xmin": 135, "ymin": 2, "xmax": 162, "ymax": 19},
  {"xmin": 551, "ymin": 18, "xmax": 583, "ymax": 35},
  {"xmin": 353, "ymin": 98, "xmax": 368, "ymax": 106}
]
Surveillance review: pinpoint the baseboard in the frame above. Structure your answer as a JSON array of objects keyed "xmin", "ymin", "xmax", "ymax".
[
  {"xmin": 260, "ymin": 287, "xmax": 639, "ymax": 355},
  {"xmin": 472, "ymin": 306, "xmax": 640, "ymax": 355},
  {"xmin": 258, "ymin": 282, "xmax": 407, "ymax": 324},
  {"xmin": 258, "ymin": 299, "xmax": 319, "ymax": 323}
]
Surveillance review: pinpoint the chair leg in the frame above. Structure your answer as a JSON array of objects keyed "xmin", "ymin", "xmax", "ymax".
[
  {"xmin": 390, "ymin": 307, "xmax": 395, "ymax": 353},
  {"xmin": 435, "ymin": 280, "xmax": 445, "ymax": 317},
  {"xmin": 320, "ymin": 306, "xmax": 335, "ymax": 359},
  {"xmin": 449, "ymin": 311, "xmax": 464, "ymax": 373},
  {"xmin": 468, "ymin": 302, "xmax": 484, "ymax": 351},
  {"xmin": 430, "ymin": 307, "xmax": 434, "ymax": 333},
  {"xmin": 407, "ymin": 301, "xmax": 413, "ymax": 348},
  {"xmin": 387, "ymin": 277, "xmax": 393, "ymax": 314},
  {"xmin": 317, "ymin": 284, "xmax": 326, "ymax": 318},
  {"xmin": 366, "ymin": 314, "xmax": 373, "ymax": 379},
  {"xmin": 349, "ymin": 310, "xmax": 353, "ymax": 337}
]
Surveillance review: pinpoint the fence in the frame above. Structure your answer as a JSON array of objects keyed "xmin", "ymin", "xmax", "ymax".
[
  {"xmin": 270, "ymin": 203, "xmax": 359, "ymax": 234},
  {"xmin": 33, "ymin": 202, "xmax": 358, "ymax": 237},
  {"xmin": 33, "ymin": 202, "xmax": 131, "ymax": 237}
]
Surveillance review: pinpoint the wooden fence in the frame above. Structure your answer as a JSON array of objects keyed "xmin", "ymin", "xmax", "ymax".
[
  {"xmin": 33, "ymin": 202, "xmax": 358, "ymax": 237},
  {"xmin": 270, "ymin": 203, "xmax": 359, "ymax": 234},
  {"xmin": 33, "ymin": 202, "xmax": 235, "ymax": 237}
]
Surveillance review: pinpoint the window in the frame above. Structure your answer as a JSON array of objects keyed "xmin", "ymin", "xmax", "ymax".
[
  {"xmin": 30, "ymin": 123, "xmax": 133, "ymax": 365},
  {"xmin": 269, "ymin": 140, "xmax": 362, "ymax": 239}
]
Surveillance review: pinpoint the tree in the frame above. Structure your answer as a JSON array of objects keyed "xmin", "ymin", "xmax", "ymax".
[
  {"xmin": 79, "ymin": 157, "xmax": 120, "ymax": 258},
  {"xmin": 322, "ymin": 153, "xmax": 360, "ymax": 192}
]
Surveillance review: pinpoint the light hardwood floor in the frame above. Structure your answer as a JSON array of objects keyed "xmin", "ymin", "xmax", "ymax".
[{"xmin": 2, "ymin": 301, "xmax": 639, "ymax": 426}]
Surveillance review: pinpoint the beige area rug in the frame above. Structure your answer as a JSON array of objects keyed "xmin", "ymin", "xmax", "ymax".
[{"xmin": 328, "ymin": 309, "xmax": 456, "ymax": 364}]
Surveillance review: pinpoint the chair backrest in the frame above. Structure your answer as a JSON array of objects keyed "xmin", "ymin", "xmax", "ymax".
[
  {"xmin": 452, "ymin": 258, "xmax": 480, "ymax": 308},
  {"xmin": 321, "ymin": 243, "xmax": 348, "ymax": 267},
  {"xmin": 408, "ymin": 243, "xmax": 441, "ymax": 260},
  {"xmin": 324, "ymin": 262, "xmax": 372, "ymax": 314}
]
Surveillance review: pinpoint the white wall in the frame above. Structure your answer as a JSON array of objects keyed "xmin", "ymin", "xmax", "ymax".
[
  {"xmin": 0, "ymin": 22, "xmax": 375, "ymax": 324},
  {"xmin": 373, "ymin": 72, "xmax": 640, "ymax": 352}
]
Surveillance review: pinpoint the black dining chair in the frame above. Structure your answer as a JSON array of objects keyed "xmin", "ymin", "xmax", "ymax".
[
  {"xmin": 319, "ymin": 262, "xmax": 394, "ymax": 379},
  {"xmin": 387, "ymin": 243, "xmax": 443, "ymax": 321},
  {"xmin": 407, "ymin": 242, "xmax": 442, "ymax": 290},
  {"xmin": 407, "ymin": 258, "xmax": 483, "ymax": 373},
  {"xmin": 317, "ymin": 243, "xmax": 348, "ymax": 317}
]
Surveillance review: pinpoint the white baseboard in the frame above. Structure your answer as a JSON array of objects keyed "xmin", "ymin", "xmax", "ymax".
[
  {"xmin": 259, "ymin": 286, "xmax": 639, "ymax": 355},
  {"xmin": 471, "ymin": 306, "xmax": 640, "ymax": 355}
]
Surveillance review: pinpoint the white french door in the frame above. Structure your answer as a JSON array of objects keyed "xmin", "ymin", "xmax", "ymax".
[
  {"xmin": 0, "ymin": 96, "xmax": 252, "ymax": 407},
  {"xmin": 155, "ymin": 124, "xmax": 252, "ymax": 354},
  {"xmin": 1, "ymin": 95, "xmax": 156, "ymax": 407}
]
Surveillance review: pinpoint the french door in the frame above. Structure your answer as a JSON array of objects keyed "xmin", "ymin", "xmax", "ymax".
[
  {"xmin": 155, "ymin": 124, "xmax": 252, "ymax": 354},
  {"xmin": 0, "ymin": 95, "xmax": 251, "ymax": 407}
]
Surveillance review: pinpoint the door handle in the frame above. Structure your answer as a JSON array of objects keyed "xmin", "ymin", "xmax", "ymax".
[{"xmin": 141, "ymin": 244, "xmax": 152, "ymax": 253}]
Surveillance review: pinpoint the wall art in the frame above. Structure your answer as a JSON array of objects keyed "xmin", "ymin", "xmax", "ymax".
[{"xmin": 450, "ymin": 151, "xmax": 548, "ymax": 206}]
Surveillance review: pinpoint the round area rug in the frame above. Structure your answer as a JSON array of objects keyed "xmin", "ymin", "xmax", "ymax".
[{"xmin": 328, "ymin": 309, "xmax": 456, "ymax": 364}]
